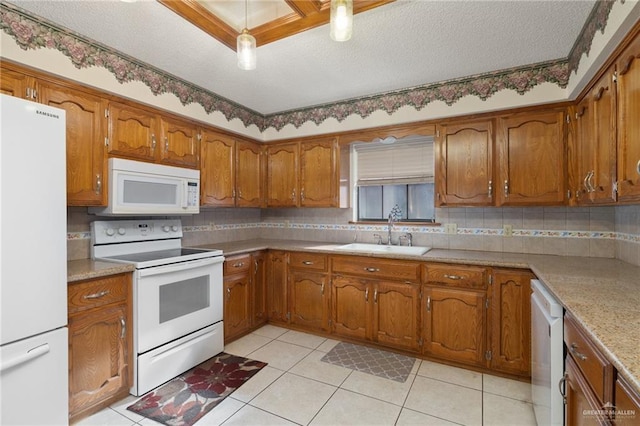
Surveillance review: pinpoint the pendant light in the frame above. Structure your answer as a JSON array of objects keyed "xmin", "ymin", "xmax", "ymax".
[
  {"xmin": 237, "ymin": 0, "xmax": 256, "ymax": 70},
  {"xmin": 330, "ymin": 0, "xmax": 353, "ymax": 42}
]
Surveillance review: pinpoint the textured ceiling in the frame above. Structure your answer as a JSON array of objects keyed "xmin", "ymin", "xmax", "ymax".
[{"xmin": 7, "ymin": 0, "xmax": 596, "ymax": 115}]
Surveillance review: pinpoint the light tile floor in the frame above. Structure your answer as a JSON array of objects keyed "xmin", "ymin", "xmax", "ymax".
[{"xmin": 77, "ymin": 325, "xmax": 537, "ymax": 426}]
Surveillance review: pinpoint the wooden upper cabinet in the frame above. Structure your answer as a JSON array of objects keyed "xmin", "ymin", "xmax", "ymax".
[
  {"xmin": 570, "ymin": 66, "xmax": 617, "ymax": 206},
  {"xmin": 588, "ymin": 68, "xmax": 618, "ymax": 204},
  {"xmin": 0, "ymin": 67, "xmax": 34, "ymax": 99},
  {"xmin": 159, "ymin": 117, "xmax": 199, "ymax": 169},
  {"xmin": 435, "ymin": 120, "xmax": 494, "ymax": 206},
  {"xmin": 266, "ymin": 142, "xmax": 299, "ymax": 207},
  {"xmin": 200, "ymin": 130, "xmax": 236, "ymax": 207},
  {"xmin": 300, "ymin": 138, "xmax": 338, "ymax": 207},
  {"xmin": 569, "ymin": 96, "xmax": 593, "ymax": 205},
  {"xmin": 107, "ymin": 102, "xmax": 158, "ymax": 162},
  {"xmin": 236, "ymin": 140, "xmax": 264, "ymax": 207},
  {"xmin": 616, "ymin": 34, "xmax": 640, "ymax": 202},
  {"xmin": 39, "ymin": 83, "xmax": 108, "ymax": 206},
  {"xmin": 496, "ymin": 110, "xmax": 566, "ymax": 206}
]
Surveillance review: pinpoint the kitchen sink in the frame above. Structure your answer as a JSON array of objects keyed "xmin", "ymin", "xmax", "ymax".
[{"xmin": 334, "ymin": 243, "xmax": 431, "ymax": 256}]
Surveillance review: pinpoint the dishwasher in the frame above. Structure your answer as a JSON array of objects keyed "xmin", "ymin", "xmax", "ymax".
[{"xmin": 531, "ymin": 279, "xmax": 565, "ymax": 426}]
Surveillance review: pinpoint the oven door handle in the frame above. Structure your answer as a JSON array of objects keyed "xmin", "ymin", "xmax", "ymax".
[{"xmin": 137, "ymin": 256, "xmax": 225, "ymax": 277}]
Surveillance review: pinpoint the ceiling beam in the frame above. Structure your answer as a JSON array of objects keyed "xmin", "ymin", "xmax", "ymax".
[{"xmin": 157, "ymin": 0, "xmax": 395, "ymax": 50}]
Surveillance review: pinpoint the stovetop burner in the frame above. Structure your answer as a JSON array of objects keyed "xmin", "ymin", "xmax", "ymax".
[{"xmin": 106, "ymin": 248, "xmax": 216, "ymax": 263}]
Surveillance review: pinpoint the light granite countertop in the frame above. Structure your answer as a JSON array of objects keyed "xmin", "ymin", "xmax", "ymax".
[
  {"xmin": 68, "ymin": 239, "xmax": 640, "ymax": 395},
  {"xmin": 67, "ymin": 258, "xmax": 135, "ymax": 282}
]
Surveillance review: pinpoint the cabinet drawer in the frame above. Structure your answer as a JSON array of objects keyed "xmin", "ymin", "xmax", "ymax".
[
  {"xmin": 224, "ymin": 254, "xmax": 251, "ymax": 275},
  {"xmin": 424, "ymin": 264, "xmax": 488, "ymax": 289},
  {"xmin": 68, "ymin": 274, "xmax": 129, "ymax": 314},
  {"xmin": 564, "ymin": 313, "xmax": 612, "ymax": 404},
  {"xmin": 289, "ymin": 252, "xmax": 327, "ymax": 271},
  {"xmin": 332, "ymin": 256, "xmax": 420, "ymax": 281}
]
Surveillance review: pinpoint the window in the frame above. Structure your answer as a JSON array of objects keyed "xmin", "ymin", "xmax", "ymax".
[{"xmin": 353, "ymin": 136, "xmax": 435, "ymax": 222}]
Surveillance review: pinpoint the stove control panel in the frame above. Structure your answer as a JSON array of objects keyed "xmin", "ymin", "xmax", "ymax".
[{"xmin": 92, "ymin": 219, "xmax": 183, "ymax": 244}]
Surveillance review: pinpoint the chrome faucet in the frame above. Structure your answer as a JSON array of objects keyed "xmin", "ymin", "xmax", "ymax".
[{"xmin": 387, "ymin": 205, "xmax": 402, "ymax": 245}]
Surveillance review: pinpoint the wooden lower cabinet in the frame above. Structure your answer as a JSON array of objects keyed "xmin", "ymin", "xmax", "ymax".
[
  {"xmin": 266, "ymin": 250, "xmax": 289, "ymax": 323},
  {"xmin": 331, "ymin": 275, "xmax": 420, "ymax": 352},
  {"xmin": 422, "ymin": 286, "xmax": 486, "ymax": 366},
  {"xmin": 223, "ymin": 254, "xmax": 252, "ymax": 342},
  {"xmin": 252, "ymin": 251, "xmax": 268, "ymax": 327},
  {"xmin": 489, "ymin": 269, "xmax": 533, "ymax": 376},
  {"xmin": 566, "ymin": 356, "xmax": 610, "ymax": 425},
  {"xmin": 68, "ymin": 273, "xmax": 132, "ymax": 423},
  {"xmin": 289, "ymin": 270, "xmax": 330, "ymax": 331},
  {"xmin": 331, "ymin": 275, "xmax": 370, "ymax": 341},
  {"xmin": 372, "ymin": 281, "xmax": 421, "ymax": 352},
  {"xmin": 614, "ymin": 375, "xmax": 640, "ymax": 425}
]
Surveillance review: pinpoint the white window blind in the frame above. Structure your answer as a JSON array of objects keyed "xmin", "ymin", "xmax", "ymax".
[{"xmin": 355, "ymin": 136, "xmax": 434, "ymax": 185}]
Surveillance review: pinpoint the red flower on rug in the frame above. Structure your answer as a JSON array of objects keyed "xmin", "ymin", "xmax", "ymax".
[{"xmin": 128, "ymin": 353, "xmax": 267, "ymax": 426}]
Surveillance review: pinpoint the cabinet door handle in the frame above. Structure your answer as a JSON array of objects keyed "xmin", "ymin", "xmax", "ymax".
[
  {"xmin": 291, "ymin": 189, "xmax": 296, "ymax": 201},
  {"xmin": 164, "ymin": 137, "xmax": 169, "ymax": 152},
  {"xmin": 374, "ymin": 289, "xmax": 378, "ymax": 303},
  {"xmin": 301, "ymin": 189, "xmax": 305, "ymax": 201},
  {"xmin": 302, "ymin": 261, "xmax": 314, "ymax": 265},
  {"xmin": 151, "ymin": 134, "xmax": 156, "ymax": 151},
  {"xmin": 636, "ymin": 159, "xmax": 640, "ymax": 176},
  {"xmin": 588, "ymin": 170, "xmax": 596, "ymax": 192},
  {"xmin": 504, "ymin": 180, "xmax": 509, "ymax": 198},
  {"xmin": 321, "ymin": 283, "xmax": 325, "ymax": 295},
  {"xmin": 363, "ymin": 267, "xmax": 380, "ymax": 273},
  {"xmin": 426, "ymin": 296, "xmax": 431, "ymax": 312},
  {"xmin": 254, "ymin": 260, "xmax": 258, "ymax": 274},
  {"xmin": 570, "ymin": 343, "xmax": 588, "ymax": 361},
  {"xmin": 365, "ymin": 288, "xmax": 369, "ymax": 302},
  {"xmin": 120, "ymin": 317, "xmax": 126, "ymax": 339},
  {"xmin": 488, "ymin": 180, "xmax": 493, "ymax": 198},
  {"xmin": 226, "ymin": 287, "xmax": 231, "ymax": 300},
  {"xmin": 444, "ymin": 274, "xmax": 463, "ymax": 280},
  {"xmin": 558, "ymin": 372, "xmax": 567, "ymax": 404},
  {"xmin": 96, "ymin": 174, "xmax": 102, "ymax": 195},
  {"xmin": 83, "ymin": 290, "xmax": 110, "ymax": 300}
]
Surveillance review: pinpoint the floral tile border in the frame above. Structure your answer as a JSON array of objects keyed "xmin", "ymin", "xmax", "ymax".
[
  {"xmin": 0, "ymin": 0, "xmax": 618, "ymax": 131},
  {"xmin": 67, "ymin": 223, "xmax": 639, "ymax": 244}
]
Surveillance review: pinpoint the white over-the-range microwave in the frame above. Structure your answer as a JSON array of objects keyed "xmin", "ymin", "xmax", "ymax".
[{"xmin": 89, "ymin": 158, "xmax": 200, "ymax": 216}]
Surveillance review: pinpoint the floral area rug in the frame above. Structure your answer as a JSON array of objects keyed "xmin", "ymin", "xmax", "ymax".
[{"xmin": 127, "ymin": 353, "xmax": 266, "ymax": 426}]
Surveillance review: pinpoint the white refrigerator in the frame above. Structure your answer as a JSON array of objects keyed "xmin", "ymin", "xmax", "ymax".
[{"xmin": 0, "ymin": 94, "xmax": 69, "ymax": 425}]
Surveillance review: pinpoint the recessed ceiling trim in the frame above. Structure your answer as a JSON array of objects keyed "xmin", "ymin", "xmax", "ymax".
[
  {"xmin": 285, "ymin": 0, "xmax": 323, "ymax": 17},
  {"xmin": 158, "ymin": 0, "xmax": 394, "ymax": 50}
]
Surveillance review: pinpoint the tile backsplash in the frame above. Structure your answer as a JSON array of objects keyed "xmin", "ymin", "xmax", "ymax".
[{"xmin": 67, "ymin": 204, "xmax": 640, "ymax": 267}]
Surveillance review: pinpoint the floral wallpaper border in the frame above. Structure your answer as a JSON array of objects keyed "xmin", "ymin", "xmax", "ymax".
[{"xmin": 0, "ymin": 0, "xmax": 618, "ymax": 132}]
